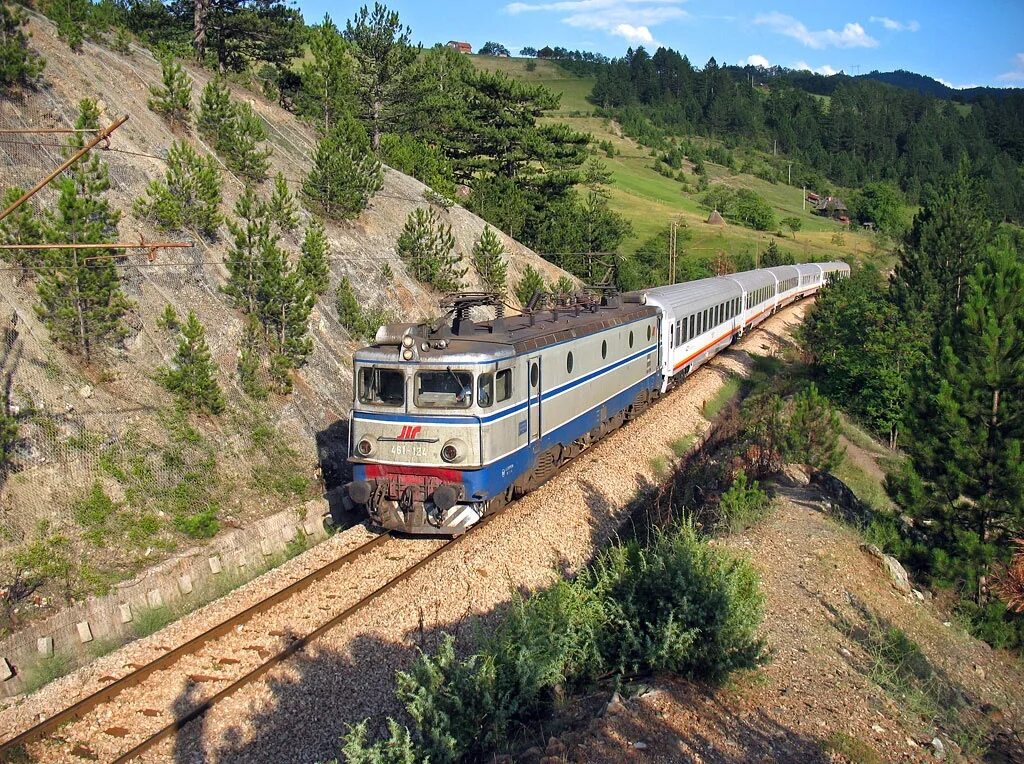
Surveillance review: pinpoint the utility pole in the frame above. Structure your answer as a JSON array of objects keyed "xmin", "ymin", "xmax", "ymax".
[
  {"xmin": 802, "ymin": 184, "xmax": 806, "ymax": 211},
  {"xmin": 788, "ymin": 161, "xmax": 792, "ymax": 186},
  {"xmin": 668, "ymin": 220, "xmax": 678, "ymax": 284}
]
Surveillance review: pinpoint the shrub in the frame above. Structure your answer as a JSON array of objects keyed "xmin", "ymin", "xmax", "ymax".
[
  {"xmin": 785, "ymin": 383, "xmax": 843, "ymax": 471},
  {"xmin": 733, "ymin": 188, "xmax": 775, "ymax": 231},
  {"xmin": 148, "ymin": 55, "xmax": 191, "ymax": 125},
  {"xmin": 342, "ymin": 521, "xmax": 765, "ymax": 761},
  {"xmin": 396, "ymin": 208, "xmax": 465, "ymax": 292},
  {"xmin": 549, "ymin": 275, "xmax": 575, "ymax": 296},
  {"xmin": 588, "ymin": 522, "xmax": 766, "ymax": 680},
  {"xmin": 173, "ymin": 507, "xmax": 219, "ymax": 538},
  {"xmin": 133, "ymin": 140, "xmax": 222, "ymax": 237},
  {"xmin": 73, "ymin": 482, "xmax": 118, "ymax": 545},
  {"xmin": 717, "ymin": 470, "xmax": 771, "ymax": 534},
  {"xmin": 336, "ymin": 277, "xmax": 392, "ymax": 342}
]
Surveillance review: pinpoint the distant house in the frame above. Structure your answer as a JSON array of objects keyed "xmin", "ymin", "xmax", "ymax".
[
  {"xmin": 815, "ymin": 196, "xmax": 850, "ymax": 223},
  {"xmin": 447, "ymin": 40, "xmax": 472, "ymax": 54}
]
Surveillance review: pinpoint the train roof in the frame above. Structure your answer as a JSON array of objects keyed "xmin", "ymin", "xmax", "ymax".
[
  {"xmin": 633, "ymin": 276, "xmax": 742, "ymax": 314},
  {"xmin": 355, "ymin": 294, "xmax": 658, "ymax": 365}
]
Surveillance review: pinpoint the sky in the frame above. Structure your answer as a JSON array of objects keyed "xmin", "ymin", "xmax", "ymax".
[{"xmin": 297, "ymin": 0, "xmax": 1024, "ymax": 89}]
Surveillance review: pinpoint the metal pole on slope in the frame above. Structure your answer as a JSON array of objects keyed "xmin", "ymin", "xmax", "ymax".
[{"xmin": 0, "ymin": 115, "xmax": 130, "ymax": 224}]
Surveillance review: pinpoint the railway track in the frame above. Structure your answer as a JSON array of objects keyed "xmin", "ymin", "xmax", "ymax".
[{"xmin": 0, "ymin": 526, "xmax": 479, "ymax": 763}]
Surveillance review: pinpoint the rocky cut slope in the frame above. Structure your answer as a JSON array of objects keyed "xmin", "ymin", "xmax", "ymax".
[{"xmin": 0, "ymin": 15, "xmax": 570, "ymax": 609}]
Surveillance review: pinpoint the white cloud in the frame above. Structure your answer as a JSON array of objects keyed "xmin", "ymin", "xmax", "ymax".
[
  {"xmin": 936, "ymin": 76, "xmax": 978, "ymax": 90},
  {"xmin": 997, "ymin": 52, "xmax": 1024, "ymax": 82},
  {"xmin": 743, "ymin": 54, "xmax": 771, "ymax": 68},
  {"xmin": 755, "ymin": 12, "xmax": 878, "ymax": 49},
  {"xmin": 505, "ymin": 0, "xmax": 686, "ymax": 45},
  {"xmin": 612, "ymin": 23, "xmax": 655, "ymax": 44},
  {"xmin": 869, "ymin": 16, "xmax": 920, "ymax": 32},
  {"xmin": 794, "ymin": 60, "xmax": 840, "ymax": 76}
]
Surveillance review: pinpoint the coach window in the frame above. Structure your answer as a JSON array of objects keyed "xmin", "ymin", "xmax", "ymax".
[
  {"xmin": 681, "ymin": 317, "xmax": 688, "ymax": 342},
  {"xmin": 530, "ymin": 362, "xmax": 539, "ymax": 388},
  {"xmin": 601, "ymin": 339, "xmax": 607, "ymax": 359},
  {"xmin": 566, "ymin": 352, "xmax": 574, "ymax": 374},
  {"xmin": 478, "ymin": 372, "xmax": 494, "ymax": 408},
  {"xmin": 628, "ymin": 330, "xmax": 634, "ymax": 348},
  {"xmin": 647, "ymin": 325, "xmax": 652, "ymax": 341},
  {"xmin": 675, "ymin": 321, "xmax": 681, "ymax": 345}
]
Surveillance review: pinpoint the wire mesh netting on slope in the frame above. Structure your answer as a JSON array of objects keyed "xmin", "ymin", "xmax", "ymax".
[{"xmin": 0, "ymin": 120, "xmax": 329, "ymax": 630}]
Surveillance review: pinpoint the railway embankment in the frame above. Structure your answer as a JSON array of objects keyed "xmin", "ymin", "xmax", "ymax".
[{"xmin": 0, "ymin": 302, "xmax": 811, "ymax": 762}]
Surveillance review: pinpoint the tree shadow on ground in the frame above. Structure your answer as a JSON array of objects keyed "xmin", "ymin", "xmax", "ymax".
[{"xmin": 824, "ymin": 595, "xmax": 1024, "ymax": 762}]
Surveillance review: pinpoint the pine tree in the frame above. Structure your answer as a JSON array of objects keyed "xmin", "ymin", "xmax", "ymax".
[
  {"xmin": 515, "ymin": 264, "xmax": 545, "ymax": 307},
  {"xmin": 336, "ymin": 275, "xmax": 363, "ymax": 337},
  {"xmin": 237, "ymin": 315, "xmax": 267, "ymax": 399},
  {"xmin": 549, "ymin": 275, "xmax": 574, "ymax": 297},
  {"xmin": 222, "ymin": 188, "xmax": 272, "ymax": 315},
  {"xmin": 134, "ymin": 140, "xmax": 222, "ymax": 237},
  {"xmin": 254, "ymin": 235, "xmax": 313, "ymax": 367},
  {"xmin": 396, "ymin": 207, "xmax": 465, "ymax": 292},
  {"xmin": 303, "ymin": 113, "xmax": 383, "ymax": 220},
  {"xmin": 226, "ymin": 101, "xmax": 271, "ymax": 181},
  {"xmin": 298, "ymin": 218, "xmax": 330, "ymax": 296},
  {"xmin": 892, "ymin": 161, "xmax": 994, "ymax": 333},
  {"xmin": 343, "ymin": 3, "xmax": 418, "ymax": 150},
  {"xmin": 897, "ymin": 243, "xmax": 1024, "ymax": 600},
  {"xmin": 43, "ymin": 0, "xmax": 88, "ymax": 50},
  {"xmin": 0, "ymin": 1, "xmax": 45, "ymax": 91},
  {"xmin": 160, "ymin": 311, "xmax": 225, "ymax": 414},
  {"xmin": 298, "ymin": 14, "xmax": 353, "ymax": 133},
  {"xmin": 197, "ymin": 77, "xmax": 232, "ymax": 142},
  {"xmin": 784, "ymin": 383, "xmax": 843, "ymax": 471},
  {"xmin": 0, "ymin": 187, "xmax": 44, "ymax": 280},
  {"xmin": 267, "ymin": 172, "xmax": 299, "ymax": 232},
  {"xmin": 36, "ymin": 100, "xmax": 131, "ymax": 362},
  {"xmin": 471, "ymin": 225, "xmax": 507, "ymax": 293},
  {"xmin": 148, "ymin": 55, "xmax": 192, "ymax": 126},
  {"xmin": 158, "ymin": 303, "xmax": 179, "ymax": 331}
]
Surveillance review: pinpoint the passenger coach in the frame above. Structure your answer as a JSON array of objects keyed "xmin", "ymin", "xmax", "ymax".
[{"xmin": 343, "ymin": 262, "xmax": 848, "ymax": 535}]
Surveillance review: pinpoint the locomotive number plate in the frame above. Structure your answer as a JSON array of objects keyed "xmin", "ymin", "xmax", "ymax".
[{"xmin": 390, "ymin": 443, "xmax": 428, "ymax": 457}]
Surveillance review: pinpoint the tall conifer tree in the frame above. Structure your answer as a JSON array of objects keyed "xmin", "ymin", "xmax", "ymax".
[
  {"xmin": 897, "ymin": 244, "xmax": 1024, "ymax": 600},
  {"xmin": 36, "ymin": 100, "xmax": 130, "ymax": 362},
  {"xmin": 299, "ymin": 219, "xmax": 330, "ymax": 296}
]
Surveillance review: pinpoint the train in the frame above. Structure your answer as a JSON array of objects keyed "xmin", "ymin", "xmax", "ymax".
[{"xmin": 341, "ymin": 261, "xmax": 849, "ymax": 535}]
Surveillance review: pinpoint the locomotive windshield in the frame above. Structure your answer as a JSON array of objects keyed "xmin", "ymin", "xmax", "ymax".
[
  {"xmin": 358, "ymin": 366, "xmax": 404, "ymax": 407},
  {"xmin": 415, "ymin": 369, "xmax": 473, "ymax": 409}
]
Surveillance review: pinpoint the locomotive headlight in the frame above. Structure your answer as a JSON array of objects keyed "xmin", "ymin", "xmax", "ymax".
[
  {"xmin": 402, "ymin": 335, "xmax": 415, "ymax": 348},
  {"xmin": 402, "ymin": 349, "xmax": 414, "ymax": 360},
  {"xmin": 356, "ymin": 438, "xmax": 374, "ymax": 457},
  {"xmin": 440, "ymin": 438, "xmax": 467, "ymax": 464}
]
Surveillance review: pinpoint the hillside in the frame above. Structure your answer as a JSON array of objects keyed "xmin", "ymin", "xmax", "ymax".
[
  {"xmin": 0, "ymin": 17, "xmax": 570, "ymax": 617},
  {"xmin": 468, "ymin": 55, "xmax": 879, "ymax": 263}
]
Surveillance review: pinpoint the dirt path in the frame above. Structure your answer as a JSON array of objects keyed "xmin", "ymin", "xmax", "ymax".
[{"xmin": 568, "ymin": 489, "xmax": 1024, "ymax": 763}]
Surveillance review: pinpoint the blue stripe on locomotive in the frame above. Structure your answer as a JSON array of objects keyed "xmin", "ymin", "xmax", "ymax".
[{"xmin": 352, "ymin": 370, "xmax": 661, "ymax": 502}]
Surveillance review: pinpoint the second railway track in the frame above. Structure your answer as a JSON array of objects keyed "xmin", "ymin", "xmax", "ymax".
[{"xmin": 0, "ymin": 528, "xmax": 467, "ymax": 763}]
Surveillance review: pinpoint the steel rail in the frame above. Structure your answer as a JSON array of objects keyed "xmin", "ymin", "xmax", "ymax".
[
  {"xmin": 0, "ymin": 531, "xmax": 393, "ymax": 757},
  {"xmin": 111, "ymin": 527, "xmax": 479, "ymax": 762}
]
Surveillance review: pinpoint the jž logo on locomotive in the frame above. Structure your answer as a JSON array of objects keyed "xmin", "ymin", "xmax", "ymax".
[{"xmin": 397, "ymin": 425, "xmax": 423, "ymax": 440}]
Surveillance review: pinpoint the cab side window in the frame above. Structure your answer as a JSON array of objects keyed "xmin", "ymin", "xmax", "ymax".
[
  {"xmin": 495, "ymin": 368, "xmax": 512, "ymax": 403},
  {"xmin": 478, "ymin": 373, "xmax": 494, "ymax": 408}
]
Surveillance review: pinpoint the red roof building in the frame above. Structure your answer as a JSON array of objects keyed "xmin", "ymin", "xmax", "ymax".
[{"xmin": 447, "ymin": 40, "xmax": 472, "ymax": 54}]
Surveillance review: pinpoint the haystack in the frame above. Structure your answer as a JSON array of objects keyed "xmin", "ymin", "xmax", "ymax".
[{"xmin": 706, "ymin": 209, "xmax": 725, "ymax": 225}]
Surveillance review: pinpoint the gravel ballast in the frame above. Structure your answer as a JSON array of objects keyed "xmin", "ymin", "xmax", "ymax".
[{"xmin": 2, "ymin": 304, "xmax": 808, "ymax": 764}]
